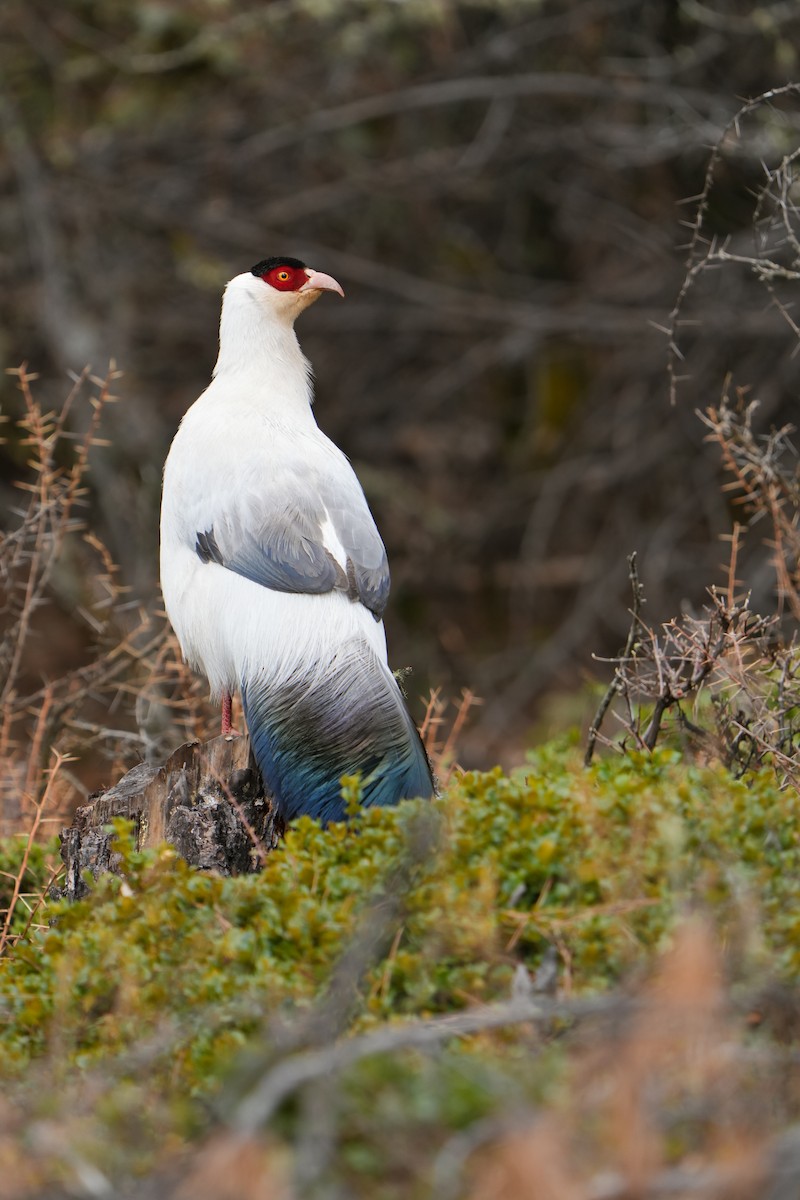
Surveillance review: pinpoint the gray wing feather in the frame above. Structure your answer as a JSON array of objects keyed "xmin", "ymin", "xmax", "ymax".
[{"xmin": 197, "ymin": 471, "xmax": 390, "ymax": 618}]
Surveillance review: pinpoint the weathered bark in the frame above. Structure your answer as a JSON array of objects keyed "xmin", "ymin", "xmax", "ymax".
[{"xmin": 58, "ymin": 735, "xmax": 279, "ymax": 900}]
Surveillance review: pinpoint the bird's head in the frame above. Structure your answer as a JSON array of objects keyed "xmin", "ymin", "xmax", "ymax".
[{"xmin": 223, "ymin": 257, "xmax": 344, "ymax": 326}]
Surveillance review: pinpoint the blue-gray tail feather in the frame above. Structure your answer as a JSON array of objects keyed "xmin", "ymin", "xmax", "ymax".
[{"xmin": 241, "ymin": 642, "xmax": 434, "ymax": 824}]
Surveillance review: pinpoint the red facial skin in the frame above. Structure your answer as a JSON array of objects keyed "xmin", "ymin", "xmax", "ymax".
[{"xmin": 261, "ymin": 264, "xmax": 308, "ymax": 292}]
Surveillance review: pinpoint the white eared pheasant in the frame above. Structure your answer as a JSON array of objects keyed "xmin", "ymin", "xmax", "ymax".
[{"xmin": 159, "ymin": 257, "xmax": 434, "ymax": 825}]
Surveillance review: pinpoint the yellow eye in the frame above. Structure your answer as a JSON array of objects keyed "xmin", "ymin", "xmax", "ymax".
[{"xmin": 277, "ymin": 271, "xmax": 290, "ymax": 281}]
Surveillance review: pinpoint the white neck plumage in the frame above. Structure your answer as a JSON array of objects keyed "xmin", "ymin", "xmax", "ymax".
[{"xmin": 212, "ymin": 280, "xmax": 315, "ymax": 420}]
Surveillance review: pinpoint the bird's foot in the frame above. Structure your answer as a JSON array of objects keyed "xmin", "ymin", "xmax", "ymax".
[{"xmin": 221, "ymin": 691, "xmax": 240, "ymax": 738}]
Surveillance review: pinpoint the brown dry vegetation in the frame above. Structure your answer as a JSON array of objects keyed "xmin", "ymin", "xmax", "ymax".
[{"xmin": 0, "ymin": 365, "xmax": 214, "ymax": 831}]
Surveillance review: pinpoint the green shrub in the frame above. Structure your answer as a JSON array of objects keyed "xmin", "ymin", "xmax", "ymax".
[
  {"xmin": 2, "ymin": 742, "xmax": 800, "ymax": 1192},
  {"xmin": 2, "ymin": 744, "xmax": 797, "ymax": 1094}
]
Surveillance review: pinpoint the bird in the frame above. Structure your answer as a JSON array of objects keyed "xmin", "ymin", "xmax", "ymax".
[{"xmin": 159, "ymin": 256, "xmax": 434, "ymax": 826}]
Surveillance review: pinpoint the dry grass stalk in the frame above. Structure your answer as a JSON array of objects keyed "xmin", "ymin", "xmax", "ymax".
[
  {"xmin": 0, "ymin": 737, "xmax": 66, "ymax": 958},
  {"xmin": 701, "ymin": 384, "xmax": 800, "ymax": 620},
  {"xmin": 421, "ymin": 686, "xmax": 483, "ymax": 783},
  {"xmin": 0, "ymin": 365, "xmax": 214, "ymax": 837}
]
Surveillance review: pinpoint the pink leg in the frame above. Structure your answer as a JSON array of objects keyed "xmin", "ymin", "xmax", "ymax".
[{"xmin": 221, "ymin": 690, "xmax": 238, "ymax": 737}]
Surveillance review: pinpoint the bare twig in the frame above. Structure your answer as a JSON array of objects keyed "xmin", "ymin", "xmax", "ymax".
[
  {"xmin": 231, "ymin": 991, "xmax": 632, "ymax": 1135},
  {"xmin": 0, "ymin": 736, "xmax": 66, "ymax": 958},
  {"xmin": 585, "ymin": 552, "xmax": 644, "ymax": 766},
  {"xmin": 667, "ymin": 83, "xmax": 800, "ymax": 404}
]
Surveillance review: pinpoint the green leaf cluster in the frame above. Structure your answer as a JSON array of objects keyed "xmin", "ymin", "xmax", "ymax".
[
  {"xmin": 2, "ymin": 743, "xmax": 798, "ymax": 1104},
  {"xmin": 0, "ymin": 836, "xmax": 54, "ymax": 944}
]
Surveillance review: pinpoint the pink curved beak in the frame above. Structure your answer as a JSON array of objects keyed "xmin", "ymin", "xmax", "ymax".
[{"xmin": 300, "ymin": 269, "xmax": 345, "ymax": 298}]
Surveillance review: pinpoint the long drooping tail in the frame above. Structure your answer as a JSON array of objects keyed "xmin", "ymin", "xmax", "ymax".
[{"xmin": 241, "ymin": 638, "xmax": 434, "ymax": 824}]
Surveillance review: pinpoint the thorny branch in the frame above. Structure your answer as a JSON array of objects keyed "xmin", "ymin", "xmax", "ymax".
[
  {"xmin": 590, "ymin": 85, "xmax": 800, "ymax": 783},
  {"xmin": 586, "ymin": 386, "xmax": 800, "ymax": 786},
  {"xmin": 701, "ymin": 384, "xmax": 800, "ymax": 620},
  {"xmin": 585, "ymin": 552, "xmax": 643, "ymax": 766},
  {"xmin": 667, "ymin": 83, "xmax": 800, "ymax": 405}
]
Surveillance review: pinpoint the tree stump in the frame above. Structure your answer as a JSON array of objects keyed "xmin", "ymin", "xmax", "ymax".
[{"xmin": 59, "ymin": 735, "xmax": 279, "ymax": 901}]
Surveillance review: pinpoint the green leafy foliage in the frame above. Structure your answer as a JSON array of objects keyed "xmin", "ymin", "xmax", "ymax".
[
  {"xmin": 0, "ymin": 835, "xmax": 56, "ymax": 946},
  {"xmin": 2, "ymin": 745, "xmax": 798, "ymax": 1098},
  {"xmin": 0, "ymin": 835, "xmax": 51, "ymax": 911}
]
